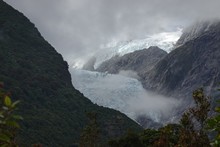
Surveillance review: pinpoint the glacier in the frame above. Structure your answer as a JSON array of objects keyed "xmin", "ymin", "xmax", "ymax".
[
  {"xmin": 93, "ymin": 29, "xmax": 182, "ymax": 68},
  {"xmin": 70, "ymin": 68, "xmax": 180, "ymax": 126},
  {"xmin": 70, "ymin": 29, "xmax": 182, "ymax": 126},
  {"xmin": 72, "ymin": 29, "xmax": 182, "ymax": 69}
]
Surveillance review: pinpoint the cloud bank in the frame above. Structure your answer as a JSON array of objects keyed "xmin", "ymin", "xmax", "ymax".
[{"xmin": 4, "ymin": 0, "xmax": 220, "ymax": 65}]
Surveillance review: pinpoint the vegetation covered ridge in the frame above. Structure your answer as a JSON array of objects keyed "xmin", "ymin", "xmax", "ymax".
[{"xmin": 0, "ymin": 0, "xmax": 142, "ymax": 146}]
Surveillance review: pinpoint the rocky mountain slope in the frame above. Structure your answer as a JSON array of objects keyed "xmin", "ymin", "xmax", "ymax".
[
  {"xmin": 141, "ymin": 20, "xmax": 220, "ymax": 105},
  {"xmin": 96, "ymin": 46, "xmax": 167, "ymax": 77},
  {"xmin": 0, "ymin": 1, "xmax": 142, "ymax": 146},
  {"xmin": 86, "ymin": 29, "xmax": 181, "ymax": 69},
  {"xmin": 175, "ymin": 20, "xmax": 220, "ymax": 47},
  {"xmin": 96, "ymin": 20, "xmax": 220, "ymax": 118}
]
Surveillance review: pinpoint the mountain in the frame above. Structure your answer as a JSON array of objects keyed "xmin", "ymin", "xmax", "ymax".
[
  {"xmin": 175, "ymin": 20, "xmax": 220, "ymax": 47},
  {"xmin": 95, "ymin": 20, "xmax": 220, "ymax": 122},
  {"xmin": 96, "ymin": 46, "xmax": 167, "ymax": 77},
  {"xmin": 141, "ymin": 20, "xmax": 220, "ymax": 105},
  {"xmin": 0, "ymin": 1, "xmax": 142, "ymax": 146},
  {"xmin": 74, "ymin": 29, "xmax": 181, "ymax": 69}
]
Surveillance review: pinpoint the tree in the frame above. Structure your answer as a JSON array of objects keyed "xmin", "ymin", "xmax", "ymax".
[
  {"xmin": 154, "ymin": 124, "xmax": 181, "ymax": 147},
  {"xmin": 207, "ymin": 88, "xmax": 220, "ymax": 146},
  {"xmin": 139, "ymin": 128, "xmax": 160, "ymax": 146},
  {"xmin": 108, "ymin": 130, "xmax": 144, "ymax": 147},
  {"xmin": 178, "ymin": 88, "xmax": 211, "ymax": 147},
  {"xmin": 0, "ymin": 83, "xmax": 22, "ymax": 146},
  {"xmin": 79, "ymin": 112, "xmax": 100, "ymax": 147}
]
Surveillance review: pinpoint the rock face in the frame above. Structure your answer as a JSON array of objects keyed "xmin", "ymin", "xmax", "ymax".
[
  {"xmin": 96, "ymin": 46, "xmax": 167, "ymax": 76},
  {"xmin": 175, "ymin": 20, "xmax": 220, "ymax": 47},
  {"xmin": 141, "ymin": 20, "xmax": 220, "ymax": 104},
  {"xmin": 0, "ymin": 1, "xmax": 142, "ymax": 146},
  {"xmin": 96, "ymin": 20, "xmax": 220, "ymax": 122}
]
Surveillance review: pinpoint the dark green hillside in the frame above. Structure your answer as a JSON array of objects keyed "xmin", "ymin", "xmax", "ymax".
[{"xmin": 0, "ymin": 0, "xmax": 142, "ymax": 146}]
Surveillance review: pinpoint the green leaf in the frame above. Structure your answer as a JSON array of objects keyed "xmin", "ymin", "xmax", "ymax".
[
  {"xmin": 216, "ymin": 100, "xmax": 220, "ymax": 103},
  {"xmin": 0, "ymin": 120, "xmax": 6, "ymax": 124},
  {"xmin": 0, "ymin": 144, "xmax": 9, "ymax": 147},
  {"xmin": 215, "ymin": 107, "xmax": 220, "ymax": 113},
  {"xmin": 5, "ymin": 120, "xmax": 20, "ymax": 128},
  {"xmin": 215, "ymin": 115, "xmax": 220, "ymax": 121},
  {"xmin": 207, "ymin": 119, "xmax": 216, "ymax": 127},
  {"xmin": 12, "ymin": 115, "xmax": 23, "ymax": 120},
  {"xmin": 4, "ymin": 96, "xmax": 11, "ymax": 107},
  {"xmin": 2, "ymin": 106, "xmax": 8, "ymax": 110},
  {"xmin": 0, "ymin": 134, "xmax": 10, "ymax": 143},
  {"xmin": 11, "ymin": 100, "xmax": 20, "ymax": 108},
  {"xmin": 0, "ymin": 114, "xmax": 4, "ymax": 118}
]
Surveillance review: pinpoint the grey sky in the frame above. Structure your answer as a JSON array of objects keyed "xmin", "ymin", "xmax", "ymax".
[{"xmin": 3, "ymin": 0, "xmax": 220, "ymax": 64}]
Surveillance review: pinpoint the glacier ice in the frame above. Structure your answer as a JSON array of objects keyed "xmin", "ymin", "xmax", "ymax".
[
  {"xmin": 71, "ymin": 29, "xmax": 182, "ymax": 69},
  {"xmin": 70, "ymin": 69, "xmax": 180, "ymax": 125},
  {"xmin": 93, "ymin": 29, "xmax": 182, "ymax": 68}
]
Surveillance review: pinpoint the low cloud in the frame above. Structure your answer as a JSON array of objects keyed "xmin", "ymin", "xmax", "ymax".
[
  {"xmin": 118, "ymin": 70, "xmax": 140, "ymax": 80},
  {"xmin": 128, "ymin": 91, "xmax": 181, "ymax": 123},
  {"xmin": 4, "ymin": 0, "xmax": 220, "ymax": 66}
]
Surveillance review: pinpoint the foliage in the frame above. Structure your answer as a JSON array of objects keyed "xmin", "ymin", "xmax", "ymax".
[
  {"xmin": 178, "ymin": 88, "xmax": 211, "ymax": 147},
  {"xmin": 139, "ymin": 128, "xmax": 160, "ymax": 146},
  {"xmin": 0, "ymin": 1, "xmax": 142, "ymax": 146},
  {"xmin": 108, "ymin": 88, "xmax": 213, "ymax": 147},
  {"xmin": 207, "ymin": 88, "xmax": 220, "ymax": 146},
  {"xmin": 0, "ymin": 83, "xmax": 22, "ymax": 146},
  {"xmin": 79, "ymin": 112, "xmax": 100, "ymax": 147},
  {"xmin": 108, "ymin": 130, "xmax": 145, "ymax": 147},
  {"xmin": 108, "ymin": 124, "xmax": 181, "ymax": 147},
  {"xmin": 154, "ymin": 124, "xmax": 181, "ymax": 147}
]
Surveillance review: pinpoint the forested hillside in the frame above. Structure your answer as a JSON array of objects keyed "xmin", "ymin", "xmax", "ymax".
[{"xmin": 0, "ymin": 0, "xmax": 142, "ymax": 146}]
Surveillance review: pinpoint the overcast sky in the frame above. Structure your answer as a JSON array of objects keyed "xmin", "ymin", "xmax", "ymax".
[{"xmin": 4, "ymin": 0, "xmax": 220, "ymax": 64}]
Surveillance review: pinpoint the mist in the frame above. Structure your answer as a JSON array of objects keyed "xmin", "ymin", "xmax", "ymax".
[
  {"xmin": 4, "ymin": 0, "xmax": 220, "ymax": 67},
  {"xmin": 2, "ymin": 0, "xmax": 218, "ymax": 124},
  {"xmin": 118, "ymin": 70, "xmax": 140, "ymax": 80},
  {"xmin": 70, "ymin": 69, "xmax": 180, "ymax": 124}
]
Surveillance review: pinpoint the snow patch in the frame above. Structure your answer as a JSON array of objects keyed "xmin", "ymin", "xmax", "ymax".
[
  {"xmin": 72, "ymin": 29, "xmax": 182, "ymax": 69},
  {"xmin": 94, "ymin": 29, "xmax": 182, "ymax": 68}
]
